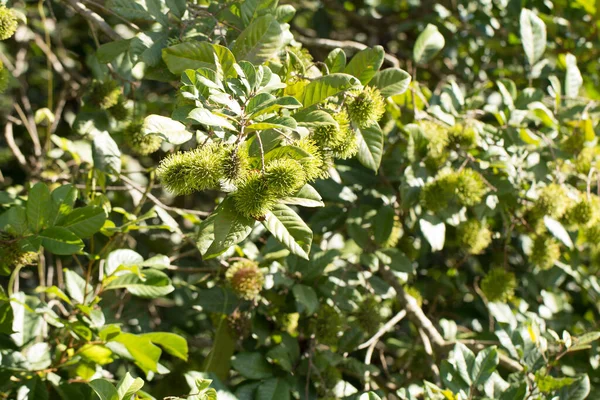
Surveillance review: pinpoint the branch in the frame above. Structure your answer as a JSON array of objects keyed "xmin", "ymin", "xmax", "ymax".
[
  {"xmin": 4, "ymin": 122, "xmax": 28, "ymax": 168},
  {"xmin": 294, "ymin": 34, "xmax": 400, "ymax": 68},
  {"xmin": 63, "ymin": 0, "xmax": 122, "ymax": 41}
]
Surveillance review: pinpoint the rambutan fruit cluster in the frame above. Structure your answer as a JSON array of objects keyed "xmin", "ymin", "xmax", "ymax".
[
  {"xmin": 421, "ymin": 168, "xmax": 488, "ymax": 211},
  {"xmin": 530, "ymin": 235, "xmax": 561, "ymax": 270},
  {"xmin": 480, "ymin": 267, "xmax": 516, "ymax": 302},
  {"xmin": 456, "ymin": 219, "xmax": 492, "ymax": 255}
]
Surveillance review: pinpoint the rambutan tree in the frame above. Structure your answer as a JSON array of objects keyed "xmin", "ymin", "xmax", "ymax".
[{"xmin": 0, "ymin": 0, "xmax": 600, "ymax": 399}]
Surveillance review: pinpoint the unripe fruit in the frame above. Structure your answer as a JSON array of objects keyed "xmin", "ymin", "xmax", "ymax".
[
  {"xmin": 0, "ymin": 238, "xmax": 37, "ymax": 273},
  {"xmin": 454, "ymin": 168, "xmax": 487, "ymax": 207},
  {"xmin": 418, "ymin": 120, "xmax": 449, "ymax": 163},
  {"xmin": 108, "ymin": 96, "xmax": 129, "ymax": 121},
  {"xmin": 295, "ymin": 138, "xmax": 327, "ymax": 182},
  {"xmin": 448, "ymin": 123, "xmax": 478, "ymax": 148},
  {"xmin": 480, "ymin": 267, "xmax": 516, "ymax": 302},
  {"xmin": 456, "ymin": 219, "xmax": 492, "ymax": 255},
  {"xmin": 312, "ymin": 304, "xmax": 343, "ymax": 347},
  {"xmin": 264, "ymin": 158, "xmax": 306, "ymax": 197},
  {"xmin": 232, "ymin": 170, "xmax": 277, "ymax": 219},
  {"xmin": 276, "ymin": 312, "xmax": 299, "ymax": 335},
  {"xmin": 355, "ymin": 296, "xmax": 383, "ymax": 336},
  {"xmin": 421, "ymin": 177, "xmax": 454, "ymax": 212},
  {"xmin": 533, "ymin": 183, "xmax": 569, "ymax": 219},
  {"xmin": 221, "ymin": 145, "xmax": 249, "ymax": 183},
  {"xmin": 0, "ymin": 6, "xmax": 18, "ymax": 41},
  {"xmin": 123, "ymin": 121, "xmax": 162, "ymax": 156},
  {"xmin": 312, "ymin": 110, "xmax": 358, "ymax": 160},
  {"xmin": 156, "ymin": 143, "xmax": 225, "ymax": 195},
  {"xmin": 345, "ymin": 86, "xmax": 386, "ymax": 128},
  {"xmin": 563, "ymin": 197, "xmax": 598, "ymax": 228},
  {"xmin": 530, "ymin": 236, "xmax": 560, "ymax": 270},
  {"xmin": 90, "ymin": 80, "xmax": 121, "ymax": 110},
  {"xmin": 225, "ymin": 260, "xmax": 264, "ymax": 301}
]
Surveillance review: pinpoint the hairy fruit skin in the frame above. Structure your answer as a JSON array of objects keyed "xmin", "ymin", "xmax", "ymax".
[
  {"xmin": 312, "ymin": 110, "xmax": 358, "ymax": 160},
  {"xmin": 481, "ymin": 267, "xmax": 517, "ymax": 302},
  {"xmin": 221, "ymin": 145, "xmax": 249, "ymax": 182},
  {"xmin": 0, "ymin": 238, "xmax": 37, "ymax": 275},
  {"xmin": 454, "ymin": 168, "xmax": 488, "ymax": 207},
  {"xmin": 531, "ymin": 236, "xmax": 561, "ymax": 270},
  {"xmin": 456, "ymin": 219, "xmax": 492, "ymax": 255},
  {"xmin": 563, "ymin": 197, "xmax": 599, "ymax": 228},
  {"xmin": 355, "ymin": 296, "xmax": 383, "ymax": 336},
  {"xmin": 264, "ymin": 158, "xmax": 306, "ymax": 197},
  {"xmin": 124, "ymin": 121, "xmax": 162, "ymax": 156},
  {"xmin": 295, "ymin": 138, "xmax": 328, "ymax": 182},
  {"xmin": 0, "ymin": 6, "xmax": 18, "ymax": 41},
  {"xmin": 108, "ymin": 97, "xmax": 129, "ymax": 121},
  {"xmin": 533, "ymin": 183, "xmax": 569, "ymax": 219},
  {"xmin": 312, "ymin": 304, "xmax": 343, "ymax": 347},
  {"xmin": 156, "ymin": 143, "xmax": 225, "ymax": 195},
  {"xmin": 345, "ymin": 86, "xmax": 385, "ymax": 128},
  {"xmin": 90, "ymin": 80, "xmax": 122, "ymax": 110},
  {"xmin": 232, "ymin": 170, "xmax": 277, "ymax": 219},
  {"xmin": 421, "ymin": 168, "xmax": 487, "ymax": 211},
  {"xmin": 225, "ymin": 260, "xmax": 264, "ymax": 301}
]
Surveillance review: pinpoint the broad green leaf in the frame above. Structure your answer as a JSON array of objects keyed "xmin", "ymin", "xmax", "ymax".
[
  {"xmin": 373, "ymin": 205, "xmax": 395, "ymax": 245},
  {"xmin": 344, "ymin": 46, "xmax": 384, "ymax": 85},
  {"xmin": 93, "ymin": 131, "xmax": 121, "ymax": 175},
  {"xmin": 558, "ymin": 374, "xmax": 590, "ymax": 400},
  {"xmin": 291, "ymin": 284, "xmax": 318, "ymax": 314},
  {"xmin": 105, "ymin": 249, "xmax": 144, "ymax": 277},
  {"xmin": 49, "ymin": 184, "xmax": 78, "ymax": 226},
  {"xmin": 143, "ymin": 114, "xmax": 192, "ymax": 145},
  {"xmin": 27, "ymin": 182, "xmax": 51, "ymax": 233},
  {"xmin": 275, "ymin": 4, "xmax": 295, "ymax": 23},
  {"xmin": 262, "ymin": 204, "xmax": 313, "ymax": 259},
  {"xmin": 520, "ymin": 9, "xmax": 546, "ymax": 66},
  {"xmin": 117, "ymin": 372, "xmax": 144, "ymax": 400},
  {"xmin": 232, "ymin": 15, "xmax": 284, "ymax": 64},
  {"xmin": 142, "ymin": 332, "xmax": 188, "ymax": 360},
  {"xmin": 202, "ymin": 198, "xmax": 255, "ymax": 259},
  {"xmin": 248, "ymin": 96, "xmax": 302, "ymax": 119},
  {"xmin": 64, "ymin": 269, "xmax": 92, "ymax": 304},
  {"xmin": 413, "ymin": 24, "xmax": 445, "ymax": 64},
  {"xmin": 202, "ymin": 315, "xmax": 236, "ymax": 381},
  {"xmin": 162, "ymin": 42, "xmax": 236, "ymax": 77},
  {"xmin": 39, "ymin": 227, "xmax": 84, "ymax": 255},
  {"xmin": 105, "ymin": 269, "xmax": 174, "ymax": 298},
  {"xmin": 471, "ymin": 346, "xmax": 499, "ymax": 386},
  {"xmin": 97, "ymin": 39, "xmax": 131, "ymax": 63},
  {"xmin": 0, "ymin": 287, "xmax": 13, "ymax": 334},
  {"xmin": 293, "ymin": 109, "xmax": 337, "ymax": 128},
  {"xmin": 281, "ymin": 184, "xmax": 324, "ymax": 208},
  {"xmin": 368, "ymin": 68, "xmax": 411, "ymax": 97},
  {"xmin": 299, "ymin": 73, "xmax": 360, "ymax": 108},
  {"xmin": 544, "ymin": 217, "xmax": 573, "ymax": 249},
  {"xmin": 325, "ymin": 48, "xmax": 346, "ymax": 73},
  {"xmin": 188, "ymin": 108, "xmax": 237, "ymax": 131},
  {"xmin": 355, "ymin": 123, "xmax": 384, "ymax": 172},
  {"xmin": 453, "ymin": 343, "xmax": 475, "ymax": 386},
  {"xmin": 166, "ymin": 0, "xmax": 186, "ymax": 19},
  {"xmin": 60, "ymin": 206, "xmax": 106, "ymax": 238},
  {"xmin": 231, "ymin": 352, "xmax": 273, "ymax": 380},
  {"xmin": 359, "ymin": 392, "xmax": 382, "ymax": 400},
  {"xmin": 565, "ymin": 53, "xmax": 583, "ymax": 98},
  {"xmin": 111, "ymin": 332, "xmax": 161, "ymax": 374},
  {"xmin": 246, "ymin": 116, "xmax": 297, "ymax": 131},
  {"xmin": 240, "ymin": 0, "xmax": 278, "ymax": 26},
  {"xmin": 79, "ymin": 344, "xmax": 113, "ymax": 364},
  {"xmin": 19, "ymin": 376, "xmax": 49, "ymax": 400},
  {"xmin": 419, "ymin": 218, "xmax": 445, "ymax": 251},
  {"xmin": 0, "ymin": 205, "xmax": 28, "ymax": 235},
  {"xmin": 256, "ymin": 378, "xmax": 290, "ymax": 400}
]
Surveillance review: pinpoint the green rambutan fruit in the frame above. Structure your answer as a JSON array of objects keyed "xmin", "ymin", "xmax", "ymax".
[
  {"xmin": 156, "ymin": 143, "xmax": 225, "ymax": 195},
  {"xmin": 89, "ymin": 80, "xmax": 122, "ymax": 110},
  {"xmin": 345, "ymin": 86, "xmax": 386, "ymax": 128},
  {"xmin": 0, "ymin": 236, "xmax": 37, "ymax": 273},
  {"xmin": 480, "ymin": 267, "xmax": 517, "ymax": 302},
  {"xmin": 530, "ymin": 235, "xmax": 560, "ymax": 270},
  {"xmin": 124, "ymin": 121, "xmax": 162, "ymax": 156},
  {"xmin": 448, "ymin": 123, "xmax": 478, "ymax": 148},
  {"xmin": 0, "ymin": 6, "xmax": 18, "ymax": 41},
  {"xmin": 533, "ymin": 183, "xmax": 570, "ymax": 219},
  {"xmin": 418, "ymin": 120, "xmax": 449, "ymax": 161},
  {"xmin": 108, "ymin": 96, "xmax": 129, "ymax": 121},
  {"xmin": 295, "ymin": 137, "xmax": 328, "ymax": 182},
  {"xmin": 575, "ymin": 147, "xmax": 599, "ymax": 174},
  {"xmin": 420, "ymin": 172, "xmax": 457, "ymax": 211},
  {"xmin": 456, "ymin": 219, "xmax": 492, "ymax": 255},
  {"xmin": 355, "ymin": 296, "xmax": 382, "ymax": 336},
  {"xmin": 312, "ymin": 110, "xmax": 358, "ymax": 159},
  {"xmin": 233, "ymin": 170, "xmax": 277, "ymax": 219},
  {"xmin": 584, "ymin": 224, "xmax": 600, "ymax": 244},
  {"xmin": 276, "ymin": 312, "xmax": 299, "ymax": 335},
  {"xmin": 455, "ymin": 168, "xmax": 488, "ymax": 207},
  {"xmin": 312, "ymin": 304, "xmax": 343, "ymax": 347},
  {"xmin": 225, "ymin": 259, "xmax": 264, "ymax": 301},
  {"xmin": 221, "ymin": 144, "xmax": 249, "ymax": 182},
  {"xmin": 563, "ymin": 196, "xmax": 599, "ymax": 228},
  {"xmin": 264, "ymin": 158, "xmax": 306, "ymax": 197}
]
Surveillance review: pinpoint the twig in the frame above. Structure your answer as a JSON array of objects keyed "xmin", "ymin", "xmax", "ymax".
[
  {"xmin": 358, "ymin": 310, "xmax": 407, "ymax": 350},
  {"xmin": 4, "ymin": 122, "xmax": 28, "ymax": 168},
  {"xmin": 63, "ymin": 0, "xmax": 122, "ymax": 41}
]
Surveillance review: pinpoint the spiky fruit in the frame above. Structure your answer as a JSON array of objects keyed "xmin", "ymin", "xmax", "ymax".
[
  {"xmin": 156, "ymin": 143, "xmax": 225, "ymax": 195},
  {"xmin": 455, "ymin": 168, "xmax": 488, "ymax": 207},
  {"xmin": 225, "ymin": 260, "xmax": 264, "ymax": 301},
  {"xmin": 295, "ymin": 138, "xmax": 327, "ymax": 182},
  {"xmin": 448, "ymin": 123, "xmax": 478, "ymax": 148},
  {"xmin": 90, "ymin": 80, "xmax": 121, "ymax": 110},
  {"xmin": 0, "ymin": 6, "xmax": 18, "ymax": 41},
  {"xmin": 584, "ymin": 224, "xmax": 600, "ymax": 244},
  {"xmin": 563, "ymin": 197, "xmax": 598, "ymax": 228},
  {"xmin": 227, "ymin": 309, "xmax": 252, "ymax": 339},
  {"xmin": 530, "ymin": 236, "xmax": 560, "ymax": 270},
  {"xmin": 355, "ymin": 296, "xmax": 382, "ymax": 336},
  {"xmin": 221, "ymin": 145, "xmax": 249, "ymax": 182},
  {"xmin": 312, "ymin": 110, "xmax": 358, "ymax": 160},
  {"xmin": 534, "ymin": 183, "xmax": 569, "ymax": 219},
  {"xmin": 456, "ymin": 219, "xmax": 492, "ymax": 255},
  {"xmin": 420, "ymin": 170, "xmax": 458, "ymax": 211},
  {"xmin": 264, "ymin": 158, "xmax": 306, "ymax": 197},
  {"xmin": 418, "ymin": 120, "xmax": 450, "ymax": 163},
  {"xmin": 233, "ymin": 170, "xmax": 277, "ymax": 219},
  {"xmin": 0, "ymin": 61, "xmax": 9, "ymax": 93},
  {"xmin": 312, "ymin": 304, "xmax": 343, "ymax": 347},
  {"xmin": 108, "ymin": 96, "xmax": 129, "ymax": 121},
  {"xmin": 575, "ymin": 147, "xmax": 599, "ymax": 174},
  {"xmin": 480, "ymin": 267, "xmax": 517, "ymax": 302},
  {"xmin": 123, "ymin": 121, "xmax": 162, "ymax": 156},
  {"xmin": 345, "ymin": 86, "xmax": 386, "ymax": 128},
  {"xmin": 276, "ymin": 312, "xmax": 299, "ymax": 335},
  {"xmin": 0, "ymin": 237, "xmax": 37, "ymax": 274}
]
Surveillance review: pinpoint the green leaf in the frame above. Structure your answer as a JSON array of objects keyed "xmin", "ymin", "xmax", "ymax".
[
  {"xmin": 0, "ymin": 287, "xmax": 14, "ymax": 334},
  {"xmin": 565, "ymin": 53, "xmax": 582, "ymax": 98},
  {"xmin": 248, "ymin": 96, "xmax": 302, "ymax": 119},
  {"xmin": 293, "ymin": 109, "xmax": 337, "ymax": 128},
  {"xmin": 281, "ymin": 184, "xmax": 324, "ymax": 208},
  {"xmin": 419, "ymin": 218, "xmax": 445, "ymax": 251},
  {"xmin": 143, "ymin": 114, "xmax": 192, "ymax": 145},
  {"xmin": 471, "ymin": 346, "xmax": 499, "ymax": 386},
  {"xmin": 64, "ymin": 269, "xmax": 92, "ymax": 304},
  {"xmin": 40, "ymin": 227, "xmax": 84, "ymax": 255},
  {"xmin": 232, "ymin": 15, "xmax": 284, "ymax": 64},
  {"xmin": 325, "ymin": 48, "xmax": 346, "ymax": 73},
  {"xmin": 262, "ymin": 204, "xmax": 313, "ymax": 259},
  {"xmin": 27, "ymin": 182, "xmax": 51, "ymax": 233},
  {"xmin": 544, "ymin": 217, "xmax": 573, "ymax": 249},
  {"xmin": 292, "ymin": 284, "xmax": 318, "ymax": 314},
  {"xmin": 368, "ymin": 68, "xmax": 411, "ymax": 97},
  {"xmin": 105, "ymin": 249, "xmax": 144, "ymax": 277},
  {"xmin": 142, "ymin": 332, "xmax": 188, "ymax": 361},
  {"xmin": 116, "ymin": 372, "xmax": 144, "ymax": 400},
  {"xmin": 93, "ymin": 131, "xmax": 121, "ymax": 175},
  {"xmin": 359, "ymin": 392, "xmax": 382, "ymax": 400},
  {"xmin": 231, "ymin": 352, "xmax": 274, "ymax": 380},
  {"xmin": 256, "ymin": 378, "xmax": 290, "ymax": 400},
  {"xmin": 246, "ymin": 116, "xmax": 297, "ymax": 131},
  {"xmin": 520, "ymin": 9, "xmax": 546, "ymax": 66},
  {"xmin": 105, "ymin": 269, "xmax": 174, "ymax": 298},
  {"xmin": 299, "ymin": 73, "xmax": 360, "ymax": 108},
  {"xmin": 344, "ymin": 46, "xmax": 384, "ymax": 85},
  {"xmin": 60, "ymin": 206, "xmax": 106, "ymax": 238},
  {"xmin": 453, "ymin": 343, "xmax": 475, "ymax": 386},
  {"xmin": 188, "ymin": 108, "xmax": 237, "ymax": 131},
  {"xmin": 89, "ymin": 379, "xmax": 119, "ymax": 400},
  {"xmin": 558, "ymin": 374, "xmax": 590, "ymax": 400},
  {"xmin": 0, "ymin": 205, "xmax": 28, "ymax": 235},
  {"xmin": 240, "ymin": 0, "xmax": 278, "ymax": 26},
  {"xmin": 49, "ymin": 184, "xmax": 78, "ymax": 226},
  {"xmin": 97, "ymin": 39, "xmax": 131, "ymax": 63},
  {"xmin": 355, "ymin": 123, "xmax": 384, "ymax": 172},
  {"xmin": 413, "ymin": 24, "xmax": 445, "ymax": 64},
  {"xmin": 166, "ymin": 0, "xmax": 186, "ymax": 19},
  {"xmin": 373, "ymin": 205, "xmax": 395, "ymax": 245},
  {"xmin": 162, "ymin": 42, "xmax": 237, "ymax": 77},
  {"xmin": 111, "ymin": 332, "xmax": 161, "ymax": 374}
]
